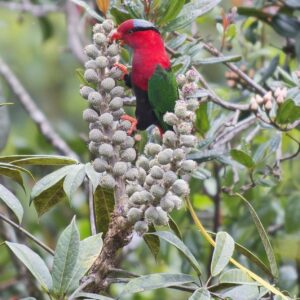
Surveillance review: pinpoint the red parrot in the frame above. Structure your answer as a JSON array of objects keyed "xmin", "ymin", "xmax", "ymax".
[{"xmin": 112, "ymin": 19, "xmax": 178, "ymax": 134}]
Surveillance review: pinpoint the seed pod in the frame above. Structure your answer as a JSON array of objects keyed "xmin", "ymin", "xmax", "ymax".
[
  {"xmin": 89, "ymin": 129, "xmax": 103, "ymax": 142},
  {"xmin": 163, "ymin": 131, "xmax": 177, "ymax": 148},
  {"xmin": 145, "ymin": 206, "xmax": 159, "ymax": 223},
  {"xmin": 187, "ymin": 98, "xmax": 199, "ymax": 111},
  {"xmin": 109, "ymin": 97, "xmax": 123, "ymax": 111},
  {"xmin": 93, "ymin": 33, "xmax": 106, "ymax": 45},
  {"xmin": 172, "ymin": 179, "xmax": 190, "ymax": 196},
  {"xmin": 84, "ymin": 69, "xmax": 98, "ymax": 83},
  {"xmin": 145, "ymin": 143, "xmax": 162, "ymax": 156},
  {"xmin": 113, "ymin": 161, "xmax": 128, "ymax": 176},
  {"xmin": 110, "ymin": 86, "xmax": 124, "ymax": 97},
  {"xmin": 80, "ymin": 86, "xmax": 94, "ymax": 100},
  {"xmin": 181, "ymin": 160, "xmax": 197, "ymax": 172},
  {"xmin": 102, "ymin": 19, "xmax": 114, "ymax": 32},
  {"xmin": 85, "ymin": 60, "xmax": 98, "ymax": 69},
  {"xmin": 173, "ymin": 149, "xmax": 185, "ymax": 161},
  {"xmin": 125, "ymin": 168, "xmax": 139, "ymax": 181},
  {"xmin": 150, "ymin": 184, "xmax": 166, "ymax": 199},
  {"xmin": 177, "ymin": 122, "xmax": 193, "ymax": 134},
  {"xmin": 121, "ymin": 148, "xmax": 136, "ymax": 162},
  {"xmin": 154, "ymin": 207, "xmax": 169, "ymax": 226},
  {"xmin": 163, "ymin": 112, "xmax": 179, "ymax": 126},
  {"xmin": 99, "ymin": 112, "xmax": 113, "ymax": 127},
  {"xmin": 157, "ymin": 149, "xmax": 173, "ymax": 165},
  {"xmin": 83, "ymin": 108, "xmax": 98, "ymax": 122},
  {"xmin": 107, "ymin": 44, "xmax": 119, "ymax": 57},
  {"xmin": 96, "ymin": 56, "xmax": 109, "ymax": 68},
  {"xmin": 99, "ymin": 174, "xmax": 116, "ymax": 189},
  {"xmin": 134, "ymin": 221, "xmax": 149, "ymax": 235},
  {"xmin": 150, "ymin": 166, "xmax": 164, "ymax": 179},
  {"xmin": 176, "ymin": 74, "xmax": 186, "ymax": 86},
  {"xmin": 101, "ymin": 77, "xmax": 115, "ymax": 92},
  {"xmin": 84, "ymin": 44, "xmax": 99, "ymax": 59},
  {"xmin": 99, "ymin": 143, "xmax": 114, "ymax": 158},
  {"xmin": 127, "ymin": 207, "xmax": 143, "ymax": 224},
  {"xmin": 160, "ymin": 197, "xmax": 175, "ymax": 213},
  {"xmin": 163, "ymin": 171, "xmax": 177, "ymax": 187},
  {"xmin": 93, "ymin": 158, "xmax": 108, "ymax": 173},
  {"xmin": 136, "ymin": 155, "xmax": 150, "ymax": 171},
  {"xmin": 112, "ymin": 130, "xmax": 127, "ymax": 144},
  {"xmin": 121, "ymin": 136, "xmax": 135, "ymax": 149},
  {"xmin": 88, "ymin": 92, "xmax": 102, "ymax": 106},
  {"xmin": 180, "ymin": 135, "xmax": 197, "ymax": 147}
]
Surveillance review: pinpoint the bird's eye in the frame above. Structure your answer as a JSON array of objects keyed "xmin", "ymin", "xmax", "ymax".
[{"xmin": 127, "ymin": 29, "xmax": 134, "ymax": 34}]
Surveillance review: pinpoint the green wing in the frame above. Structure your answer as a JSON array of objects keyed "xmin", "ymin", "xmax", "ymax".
[{"xmin": 148, "ymin": 65, "xmax": 178, "ymax": 131}]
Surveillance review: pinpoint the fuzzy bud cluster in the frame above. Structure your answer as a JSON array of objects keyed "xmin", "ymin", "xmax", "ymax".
[
  {"xmin": 126, "ymin": 70, "xmax": 200, "ymax": 235},
  {"xmin": 81, "ymin": 20, "xmax": 136, "ymax": 190}
]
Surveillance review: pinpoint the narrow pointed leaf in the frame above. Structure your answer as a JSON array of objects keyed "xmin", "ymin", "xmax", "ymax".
[
  {"xmin": 236, "ymin": 193, "xmax": 278, "ymax": 279},
  {"xmin": 63, "ymin": 164, "xmax": 86, "ymax": 200},
  {"xmin": 6, "ymin": 242, "xmax": 52, "ymax": 290},
  {"xmin": 0, "ymin": 162, "xmax": 34, "ymax": 180},
  {"xmin": 220, "ymin": 269, "xmax": 256, "ymax": 285},
  {"xmin": 143, "ymin": 224, "xmax": 160, "ymax": 260},
  {"xmin": 52, "ymin": 217, "xmax": 80, "ymax": 296},
  {"xmin": 168, "ymin": 215, "xmax": 182, "ymax": 240},
  {"xmin": 122, "ymin": 273, "xmax": 195, "ymax": 295},
  {"xmin": 70, "ymin": 0, "xmax": 104, "ymax": 21},
  {"xmin": 0, "ymin": 184, "xmax": 23, "ymax": 223},
  {"xmin": 221, "ymin": 284, "xmax": 260, "ymax": 300},
  {"xmin": 67, "ymin": 233, "xmax": 103, "ymax": 293},
  {"xmin": 193, "ymin": 55, "xmax": 241, "ymax": 65},
  {"xmin": 211, "ymin": 232, "xmax": 235, "ymax": 277},
  {"xmin": 189, "ymin": 288, "xmax": 211, "ymax": 300},
  {"xmin": 5, "ymin": 155, "xmax": 78, "ymax": 166},
  {"xmin": 148, "ymin": 231, "xmax": 201, "ymax": 275},
  {"xmin": 160, "ymin": 0, "xmax": 185, "ymax": 24},
  {"xmin": 0, "ymin": 166, "xmax": 24, "ymax": 189},
  {"xmin": 230, "ymin": 149, "xmax": 255, "ymax": 169},
  {"xmin": 85, "ymin": 163, "xmax": 101, "ymax": 192},
  {"xmin": 75, "ymin": 292, "xmax": 114, "ymax": 299}
]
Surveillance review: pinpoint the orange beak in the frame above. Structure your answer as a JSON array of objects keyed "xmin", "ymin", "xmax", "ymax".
[{"xmin": 111, "ymin": 30, "xmax": 125, "ymax": 46}]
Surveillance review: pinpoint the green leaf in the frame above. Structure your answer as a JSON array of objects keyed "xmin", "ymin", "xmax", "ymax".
[
  {"xmin": 259, "ymin": 55, "xmax": 279, "ymax": 84},
  {"xmin": 148, "ymin": 231, "xmax": 202, "ymax": 275},
  {"xmin": 110, "ymin": 7, "xmax": 131, "ymax": 24},
  {"xmin": 52, "ymin": 217, "xmax": 80, "ymax": 296},
  {"xmin": 38, "ymin": 17, "xmax": 54, "ymax": 41},
  {"xmin": 0, "ymin": 155, "xmax": 78, "ymax": 166},
  {"xmin": 75, "ymin": 292, "xmax": 114, "ymax": 299},
  {"xmin": 143, "ymin": 224, "xmax": 160, "ymax": 260},
  {"xmin": 195, "ymin": 102, "xmax": 210, "ymax": 135},
  {"xmin": 168, "ymin": 215, "xmax": 182, "ymax": 240},
  {"xmin": 276, "ymin": 99, "xmax": 300, "ymax": 124},
  {"xmin": 122, "ymin": 273, "xmax": 195, "ymax": 295},
  {"xmin": 271, "ymin": 14, "xmax": 300, "ymax": 38},
  {"xmin": 193, "ymin": 55, "xmax": 241, "ymax": 65},
  {"xmin": 189, "ymin": 288, "xmax": 211, "ymax": 300},
  {"xmin": 0, "ymin": 102, "xmax": 13, "ymax": 107},
  {"xmin": 0, "ymin": 165, "xmax": 24, "ymax": 190},
  {"xmin": 63, "ymin": 164, "xmax": 86, "ymax": 200},
  {"xmin": 230, "ymin": 149, "xmax": 255, "ymax": 169},
  {"xmin": 0, "ymin": 184, "xmax": 23, "ymax": 224},
  {"xmin": 31, "ymin": 166, "xmax": 77, "ymax": 216},
  {"xmin": 0, "ymin": 162, "xmax": 34, "ymax": 180},
  {"xmin": 285, "ymin": 194, "xmax": 300, "ymax": 233},
  {"xmin": 67, "ymin": 233, "xmax": 103, "ymax": 293},
  {"xmin": 221, "ymin": 284, "xmax": 260, "ymax": 300},
  {"xmin": 211, "ymin": 232, "xmax": 235, "ymax": 277},
  {"xmin": 6, "ymin": 242, "xmax": 52, "ymax": 291},
  {"xmin": 94, "ymin": 185, "xmax": 115, "ymax": 235},
  {"xmin": 220, "ymin": 269, "xmax": 256, "ymax": 285},
  {"xmin": 70, "ymin": 0, "xmax": 104, "ymax": 21},
  {"xmin": 160, "ymin": 0, "xmax": 186, "ymax": 24},
  {"xmin": 236, "ymin": 194, "xmax": 278, "ymax": 279},
  {"xmin": 85, "ymin": 163, "xmax": 101, "ymax": 192}
]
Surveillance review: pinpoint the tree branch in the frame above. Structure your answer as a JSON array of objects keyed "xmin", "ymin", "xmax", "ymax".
[{"xmin": 0, "ymin": 57, "xmax": 79, "ymax": 160}]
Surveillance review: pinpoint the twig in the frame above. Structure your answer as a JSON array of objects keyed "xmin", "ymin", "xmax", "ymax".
[
  {"xmin": 0, "ymin": 212, "xmax": 54, "ymax": 255},
  {"xmin": 0, "ymin": 57, "xmax": 79, "ymax": 160},
  {"xmin": 68, "ymin": 276, "xmax": 95, "ymax": 300},
  {"xmin": 0, "ymin": 1, "xmax": 61, "ymax": 16},
  {"xmin": 280, "ymin": 134, "xmax": 300, "ymax": 162}
]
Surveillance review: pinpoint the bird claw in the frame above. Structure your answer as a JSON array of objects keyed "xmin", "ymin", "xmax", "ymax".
[
  {"xmin": 113, "ymin": 63, "xmax": 128, "ymax": 79},
  {"xmin": 121, "ymin": 115, "xmax": 137, "ymax": 135}
]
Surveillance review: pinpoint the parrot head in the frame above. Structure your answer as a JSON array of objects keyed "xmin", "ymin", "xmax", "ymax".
[{"xmin": 111, "ymin": 19, "xmax": 160, "ymax": 49}]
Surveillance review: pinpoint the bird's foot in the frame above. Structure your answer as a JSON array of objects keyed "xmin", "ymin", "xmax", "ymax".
[
  {"xmin": 113, "ymin": 63, "xmax": 128, "ymax": 79},
  {"xmin": 121, "ymin": 115, "xmax": 138, "ymax": 135}
]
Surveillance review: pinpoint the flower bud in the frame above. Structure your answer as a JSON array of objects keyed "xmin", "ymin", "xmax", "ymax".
[
  {"xmin": 173, "ymin": 149, "xmax": 185, "ymax": 161},
  {"xmin": 150, "ymin": 184, "xmax": 166, "ymax": 199},
  {"xmin": 163, "ymin": 113, "xmax": 178, "ymax": 126},
  {"xmin": 96, "ymin": 56, "xmax": 109, "ymax": 68},
  {"xmin": 136, "ymin": 155, "xmax": 150, "ymax": 171},
  {"xmin": 99, "ymin": 112, "xmax": 113, "ymax": 127},
  {"xmin": 107, "ymin": 44, "xmax": 119, "ymax": 57},
  {"xmin": 88, "ymin": 91, "xmax": 102, "ymax": 106},
  {"xmin": 150, "ymin": 166, "xmax": 164, "ymax": 179},
  {"xmin": 264, "ymin": 100, "xmax": 273, "ymax": 111},
  {"xmin": 172, "ymin": 179, "xmax": 190, "ymax": 196},
  {"xmin": 160, "ymin": 197, "xmax": 175, "ymax": 212},
  {"xmin": 186, "ymin": 69, "xmax": 199, "ymax": 82},
  {"xmin": 127, "ymin": 207, "xmax": 143, "ymax": 224},
  {"xmin": 110, "ymin": 86, "xmax": 124, "ymax": 97},
  {"xmin": 145, "ymin": 174, "xmax": 155, "ymax": 186},
  {"xmin": 138, "ymin": 168, "xmax": 147, "ymax": 184},
  {"xmin": 126, "ymin": 184, "xmax": 142, "ymax": 197},
  {"xmin": 129, "ymin": 191, "xmax": 146, "ymax": 205},
  {"xmin": 85, "ymin": 60, "xmax": 98, "ymax": 69},
  {"xmin": 99, "ymin": 143, "xmax": 114, "ymax": 158},
  {"xmin": 102, "ymin": 20, "xmax": 114, "ymax": 33},
  {"xmin": 88, "ymin": 142, "xmax": 98, "ymax": 154},
  {"xmin": 181, "ymin": 160, "xmax": 197, "ymax": 172},
  {"xmin": 176, "ymin": 74, "xmax": 186, "ymax": 86},
  {"xmin": 99, "ymin": 174, "xmax": 116, "ymax": 189},
  {"xmin": 134, "ymin": 221, "xmax": 148, "ymax": 235},
  {"xmin": 187, "ymin": 98, "xmax": 199, "ymax": 111},
  {"xmin": 80, "ymin": 86, "xmax": 94, "ymax": 99},
  {"xmin": 93, "ymin": 158, "xmax": 108, "ymax": 173},
  {"xmin": 167, "ymin": 193, "xmax": 182, "ymax": 209},
  {"xmin": 163, "ymin": 171, "xmax": 177, "ymax": 187},
  {"xmin": 110, "ymin": 66, "xmax": 123, "ymax": 79},
  {"xmin": 119, "ymin": 120, "xmax": 132, "ymax": 131},
  {"xmin": 182, "ymin": 82, "xmax": 197, "ymax": 97},
  {"xmin": 121, "ymin": 136, "xmax": 135, "ymax": 149},
  {"xmin": 94, "ymin": 32, "xmax": 107, "ymax": 45},
  {"xmin": 154, "ymin": 207, "xmax": 169, "ymax": 226},
  {"xmin": 84, "ymin": 44, "xmax": 99, "ymax": 59},
  {"xmin": 84, "ymin": 69, "xmax": 98, "ymax": 83},
  {"xmin": 175, "ymin": 101, "xmax": 188, "ymax": 118},
  {"xmin": 255, "ymin": 94, "xmax": 264, "ymax": 105},
  {"xmin": 145, "ymin": 143, "xmax": 162, "ymax": 156},
  {"xmin": 180, "ymin": 135, "xmax": 197, "ymax": 147},
  {"xmin": 177, "ymin": 122, "xmax": 193, "ymax": 134},
  {"xmin": 109, "ymin": 97, "xmax": 123, "ymax": 111},
  {"xmin": 93, "ymin": 24, "xmax": 104, "ymax": 33},
  {"xmin": 83, "ymin": 108, "xmax": 98, "ymax": 122},
  {"xmin": 125, "ymin": 168, "xmax": 139, "ymax": 181},
  {"xmin": 121, "ymin": 148, "xmax": 136, "ymax": 162},
  {"xmin": 101, "ymin": 77, "xmax": 115, "ymax": 91},
  {"xmin": 157, "ymin": 149, "xmax": 173, "ymax": 165},
  {"xmin": 162, "ymin": 131, "xmax": 178, "ymax": 148},
  {"xmin": 112, "ymin": 130, "xmax": 127, "ymax": 144},
  {"xmin": 113, "ymin": 161, "xmax": 128, "ymax": 176},
  {"xmin": 89, "ymin": 128, "xmax": 103, "ymax": 142},
  {"xmin": 145, "ymin": 206, "xmax": 159, "ymax": 223}
]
